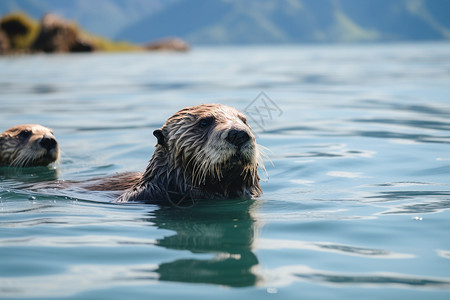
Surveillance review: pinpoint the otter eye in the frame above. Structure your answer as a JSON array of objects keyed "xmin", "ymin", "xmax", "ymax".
[
  {"xmin": 18, "ymin": 130, "xmax": 32, "ymax": 139},
  {"xmin": 240, "ymin": 117, "xmax": 248, "ymax": 125},
  {"xmin": 198, "ymin": 117, "xmax": 215, "ymax": 128}
]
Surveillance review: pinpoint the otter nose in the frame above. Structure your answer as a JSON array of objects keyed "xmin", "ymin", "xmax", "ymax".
[
  {"xmin": 40, "ymin": 137, "xmax": 57, "ymax": 151},
  {"xmin": 226, "ymin": 129, "xmax": 250, "ymax": 147}
]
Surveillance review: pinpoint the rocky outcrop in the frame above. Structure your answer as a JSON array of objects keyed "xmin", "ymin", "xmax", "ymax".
[
  {"xmin": 0, "ymin": 13, "xmax": 34, "ymax": 52},
  {"xmin": 0, "ymin": 12, "xmax": 189, "ymax": 54},
  {"xmin": 0, "ymin": 30, "xmax": 10, "ymax": 54},
  {"xmin": 31, "ymin": 14, "xmax": 95, "ymax": 53},
  {"xmin": 145, "ymin": 37, "xmax": 189, "ymax": 52}
]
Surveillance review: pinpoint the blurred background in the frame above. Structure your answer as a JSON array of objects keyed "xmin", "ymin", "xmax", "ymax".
[{"xmin": 1, "ymin": 0, "xmax": 449, "ymax": 49}]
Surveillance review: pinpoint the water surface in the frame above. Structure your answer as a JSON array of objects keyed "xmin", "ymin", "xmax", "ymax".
[{"xmin": 1, "ymin": 43, "xmax": 450, "ymax": 299}]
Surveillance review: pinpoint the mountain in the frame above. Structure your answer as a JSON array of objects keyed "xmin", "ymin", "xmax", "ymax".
[
  {"xmin": 0, "ymin": 0, "xmax": 174, "ymax": 38},
  {"xmin": 116, "ymin": 0, "xmax": 450, "ymax": 44},
  {"xmin": 2, "ymin": 0, "xmax": 450, "ymax": 45}
]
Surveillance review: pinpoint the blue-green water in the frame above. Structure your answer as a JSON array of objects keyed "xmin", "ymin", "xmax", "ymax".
[{"xmin": 1, "ymin": 43, "xmax": 450, "ymax": 299}]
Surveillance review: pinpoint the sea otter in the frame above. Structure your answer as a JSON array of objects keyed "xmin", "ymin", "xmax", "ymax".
[
  {"xmin": 0, "ymin": 124, "xmax": 59, "ymax": 167},
  {"xmin": 113, "ymin": 104, "xmax": 263, "ymax": 205}
]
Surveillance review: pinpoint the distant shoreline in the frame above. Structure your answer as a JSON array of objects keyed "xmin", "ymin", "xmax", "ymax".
[{"xmin": 0, "ymin": 12, "xmax": 189, "ymax": 55}]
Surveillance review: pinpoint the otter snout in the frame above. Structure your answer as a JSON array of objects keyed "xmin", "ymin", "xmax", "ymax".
[
  {"xmin": 40, "ymin": 136, "xmax": 58, "ymax": 151},
  {"xmin": 226, "ymin": 129, "xmax": 250, "ymax": 147}
]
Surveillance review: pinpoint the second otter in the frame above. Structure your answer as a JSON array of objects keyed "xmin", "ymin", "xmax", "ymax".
[
  {"xmin": 108, "ymin": 104, "xmax": 263, "ymax": 205},
  {"xmin": 0, "ymin": 124, "xmax": 59, "ymax": 167}
]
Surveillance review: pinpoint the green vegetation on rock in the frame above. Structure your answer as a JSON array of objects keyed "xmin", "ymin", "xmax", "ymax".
[{"xmin": 0, "ymin": 12, "xmax": 173, "ymax": 54}]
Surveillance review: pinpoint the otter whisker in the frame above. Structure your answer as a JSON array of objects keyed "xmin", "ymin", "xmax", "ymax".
[
  {"xmin": 187, "ymin": 149, "xmax": 204, "ymax": 171},
  {"xmin": 194, "ymin": 153, "xmax": 211, "ymax": 185},
  {"xmin": 188, "ymin": 153, "xmax": 201, "ymax": 185},
  {"xmin": 10, "ymin": 157, "xmax": 23, "ymax": 168},
  {"xmin": 23, "ymin": 150, "xmax": 40, "ymax": 167},
  {"xmin": 196, "ymin": 159, "xmax": 208, "ymax": 185},
  {"xmin": 10, "ymin": 152, "xmax": 22, "ymax": 167},
  {"xmin": 11, "ymin": 151, "xmax": 33, "ymax": 168},
  {"xmin": 255, "ymin": 144, "xmax": 269, "ymax": 181},
  {"xmin": 184, "ymin": 146, "xmax": 210, "ymax": 186},
  {"xmin": 215, "ymin": 163, "xmax": 223, "ymax": 180}
]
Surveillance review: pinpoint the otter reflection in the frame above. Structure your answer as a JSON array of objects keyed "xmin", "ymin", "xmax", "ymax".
[
  {"xmin": 0, "ymin": 166, "xmax": 59, "ymax": 185},
  {"xmin": 149, "ymin": 199, "xmax": 261, "ymax": 287}
]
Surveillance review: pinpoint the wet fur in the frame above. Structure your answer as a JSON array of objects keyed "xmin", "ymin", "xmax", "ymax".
[{"xmin": 114, "ymin": 104, "xmax": 263, "ymax": 205}]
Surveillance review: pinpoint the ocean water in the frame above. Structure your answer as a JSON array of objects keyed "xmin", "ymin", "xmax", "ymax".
[{"xmin": 1, "ymin": 43, "xmax": 450, "ymax": 299}]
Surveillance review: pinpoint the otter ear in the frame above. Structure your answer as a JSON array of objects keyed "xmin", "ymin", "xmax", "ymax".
[{"xmin": 153, "ymin": 129, "xmax": 166, "ymax": 146}]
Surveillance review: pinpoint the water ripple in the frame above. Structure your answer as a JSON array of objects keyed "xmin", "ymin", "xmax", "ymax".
[
  {"xmin": 353, "ymin": 118, "xmax": 450, "ymax": 131},
  {"xmin": 380, "ymin": 200, "xmax": 450, "ymax": 215},
  {"xmin": 0, "ymin": 235, "xmax": 156, "ymax": 247},
  {"xmin": 365, "ymin": 190, "xmax": 450, "ymax": 203},
  {"xmin": 352, "ymin": 130, "xmax": 450, "ymax": 144},
  {"xmin": 1, "ymin": 44, "xmax": 449, "ymax": 298},
  {"xmin": 0, "ymin": 264, "xmax": 158, "ymax": 298},
  {"xmin": 268, "ymin": 265, "xmax": 450, "ymax": 290},
  {"xmin": 259, "ymin": 239, "xmax": 413, "ymax": 259}
]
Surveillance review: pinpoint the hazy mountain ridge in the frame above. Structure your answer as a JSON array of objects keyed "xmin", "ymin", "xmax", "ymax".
[
  {"xmin": 1, "ymin": 0, "xmax": 449, "ymax": 44},
  {"xmin": 0, "ymin": 0, "xmax": 173, "ymax": 38}
]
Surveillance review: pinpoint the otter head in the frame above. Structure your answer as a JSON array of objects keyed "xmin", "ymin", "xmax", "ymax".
[
  {"xmin": 0, "ymin": 124, "xmax": 59, "ymax": 167},
  {"xmin": 152, "ymin": 104, "xmax": 263, "ymax": 199}
]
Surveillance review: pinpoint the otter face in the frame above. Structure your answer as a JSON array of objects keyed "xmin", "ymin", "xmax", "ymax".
[
  {"xmin": 155, "ymin": 104, "xmax": 261, "ymax": 186},
  {"xmin": 0, "ymin": 124, "xmax": 59, "ymax": 167}
]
